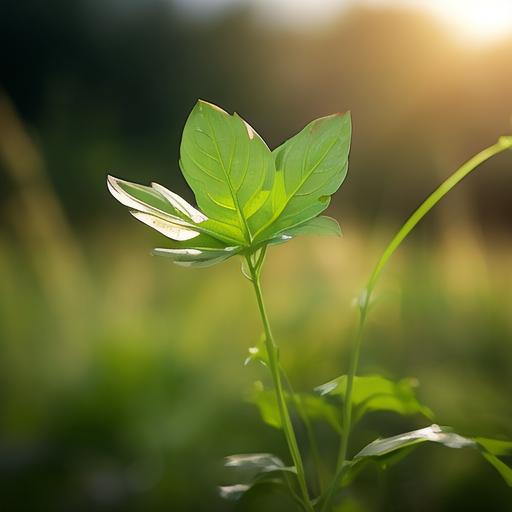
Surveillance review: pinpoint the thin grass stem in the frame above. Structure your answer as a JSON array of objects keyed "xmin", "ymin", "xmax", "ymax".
[{"xmin": 321, "ymin": 136, "xmax": 512, "ymax": 512}]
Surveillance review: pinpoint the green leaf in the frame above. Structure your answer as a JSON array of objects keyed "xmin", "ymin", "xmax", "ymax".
[
  {"xmin": 249, "ymin": 382, "xmax": 282, "ymax": 429},
  {"xmin": 180, "ymin": 100, "xmax": 275, "ymax": 245},
  {"xmin": 353, "ymin": 424, "xmax": 512, "ymax": 486},
  {"xmin": 473, "ymin": 437, "xmax": 512, "ymax": 485},
  {"xmin": 224, "ymin": 453, "xmax": 296, "ymax": 476},
  {"xmin": 473, "ymin": 437, "xmax": 512, "ymax": 456},
  {"xmin": 298, "ymin": 393, "xmax": 343, "ymax": 434},
  {"xmin": 219, "ymin": 480, "xmax": 293, "ymax": 503},
  {"xmin": 152, "ymin": 245, "xmax": 240, "ymax": 268},
  {"xmin": 267, "ymin": 216, "xmax": 342, "ymax": 246},
  {"xmin": 108, "ymin": 102, "xmax": 351, "ymax": 261},
  {"xmin": 255, "ymin": 112, "xmax": 351, "ymax": 241},
  {"xmin": 315, "ymin": 374, "xmax": 433, "ymax": 422},
  {"xmin": 337, "ymin": 446, "xmax": 417, "ymax": 490},
  {"xmin": 481, "ymin": 452, "xmax": 512, "ymax": 486},
  {"xmin": 158, "ymin": 232, "xmax": 230, "ymax": 251},
  {"xmin": 356, "ymin": 424, "xmax": 473, "ymax": 457},
  {"xmin": 250, "ymin": 381, "xmax": 342, "ymax": 433},
  {"xmin": 219, "ymin": 453, "xmax": 297, "ymax": 502},
  {"xmin": 218, "ymin": 483, "xmax": 251, "ymax": 501}
]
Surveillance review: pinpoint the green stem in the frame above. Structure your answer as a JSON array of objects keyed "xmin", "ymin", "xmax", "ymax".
[
  {"xmin": 247, "ymin": 255, "xmax": 314, "ymax": 512},
  {"xmin": 335, "ymin": 310, "xmax": 366, "ymax": 470},
  {"xmin": 364, "ymin": 138, "xmax": 511, "ymax": 297},
  {"xmin": 321, "ymin": 136, "xmax": 512, "ymax": 512},
  {"xmin": 282, "ymin": 368, "xmax": 324, "ymax": 494}
]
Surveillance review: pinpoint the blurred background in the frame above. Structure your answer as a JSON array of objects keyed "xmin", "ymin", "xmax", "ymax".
[{"xmin": 1, "ymin": 0, "xmax": 512, "ymax": 510}]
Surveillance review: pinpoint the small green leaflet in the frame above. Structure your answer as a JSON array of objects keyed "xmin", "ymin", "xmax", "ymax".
[
  {"xmin": 316, "ymin": 374, "xmax": 434, "ymax": 422},
  {"xmin": 107, "ymin": 100, "xmax": 350, "ymax": 267}
]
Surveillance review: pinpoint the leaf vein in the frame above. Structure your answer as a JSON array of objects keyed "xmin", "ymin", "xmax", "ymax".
[{"xmin": 183, "ymin": 147, "xmax": 224, "ymax": 183}]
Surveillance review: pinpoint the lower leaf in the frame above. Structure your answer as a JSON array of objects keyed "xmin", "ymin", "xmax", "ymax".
[
  {"xmin": 152, "ymin": 246, "xmax": 240, "ymax": 267},
  {"xmin": 219, "ymin": 453, "xmax": 297, "ymax": 502},
  {"xmin": 352, "ymin": 424, "xmax": 512, "ymax": 486}
]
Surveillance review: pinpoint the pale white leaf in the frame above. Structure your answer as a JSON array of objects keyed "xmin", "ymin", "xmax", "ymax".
[
  {"xmin": 130, "ymin": 211, "xmax": 200, "ymax": 241},
  {"xmin": 151, "ymin": 182, "xmax": 207, "ymax": 223}
]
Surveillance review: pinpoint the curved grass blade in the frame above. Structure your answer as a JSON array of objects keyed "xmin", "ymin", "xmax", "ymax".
[{"xmin": 321, "ymin": 135, "xmax": 512, "ymax": 512}]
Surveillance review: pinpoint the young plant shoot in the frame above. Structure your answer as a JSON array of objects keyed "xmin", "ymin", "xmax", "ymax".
[{"xmin": 108, "ymin": 101, "xmax": 512, "ymax": 511}]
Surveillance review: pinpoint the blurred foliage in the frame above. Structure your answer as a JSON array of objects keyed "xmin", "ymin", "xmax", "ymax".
[
  {"xmin": 1, "ymin": 0, "xmax": 512, "ymax": 510},
  {"xmin": 1, "ymin": 0, "xmax": 512, "ymax": 226},
  {"xmin": 1, "ymin": 227, "xmax": 512, "ymax": 510}
]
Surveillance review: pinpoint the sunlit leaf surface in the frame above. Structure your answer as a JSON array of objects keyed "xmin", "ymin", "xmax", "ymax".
[
  {"xmin": 256, "ymin": 112, "xmax": 350, "ymax": 241},
  {"xmin": 180, "ymin": 100, "xmax": 275, "ymax": 243},
  {"xmin": 108, "ymin": 100, "xmax": 350, "ymax": 268}
]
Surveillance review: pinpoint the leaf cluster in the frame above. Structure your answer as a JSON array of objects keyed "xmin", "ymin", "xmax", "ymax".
[
  {"xmin": 108, "ymin": 100, "xmax": 350, "ymax": 268},
  {"xmin": 234, "ymin": 368, "xmax": 512, "ymax": 506}
]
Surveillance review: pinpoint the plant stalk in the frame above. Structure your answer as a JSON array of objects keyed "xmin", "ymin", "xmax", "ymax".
[
  {"xmin": 247, "ymin": 256, "xmax": 314, "ymax": 512},
  {"xmin": 282, "ymin": 368, "xmax": 325, "ymax": 494},
  {"xmin": 321, "ymin": 137, "xmax": 512, "ymax": 512}
]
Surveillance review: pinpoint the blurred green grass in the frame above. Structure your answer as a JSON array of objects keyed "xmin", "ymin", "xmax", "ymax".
[
  {"xmin": 1, "ymin": 2, "xmax": 512, "ymax": 509},
  {"xmin": 1, "ymin": 220, "xmax": 511, "ymax": 511}
]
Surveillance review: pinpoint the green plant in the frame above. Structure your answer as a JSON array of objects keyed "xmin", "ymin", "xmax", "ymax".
[{"xmin": 107, "ymin": 100, "xmax": 512, "ymax": 511}]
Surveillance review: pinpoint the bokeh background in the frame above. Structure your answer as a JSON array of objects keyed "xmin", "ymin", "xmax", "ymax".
[{"xmin": 1, "ymin": 0, "xmax": 512, "ymax": 510}]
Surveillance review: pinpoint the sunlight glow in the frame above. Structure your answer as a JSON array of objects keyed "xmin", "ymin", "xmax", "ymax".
[
  {"xmin": 174, "ymin": 0, "xmax": 512, "ymax": 42},
  {"xmin": 416, "ymin": 0, "xmax": 512, "ymax": 42}
]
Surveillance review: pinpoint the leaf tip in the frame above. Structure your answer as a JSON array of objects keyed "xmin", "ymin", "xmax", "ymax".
[
  {"xmin": 107, "ymin": 174, "xmax": 137, "ymax": 209},
  {"xmin": 332, "ymin": 109, "xmax": 351, "ymax": 118},
  {"xmin": 106, "ymin": 174, "xmax": 118, "ymax": 191},
  {"xmin": 197, "ymin": 99, "xmax": 228, "ymax": 115},
  {"xmin": 243, "ymin": 118, "xmax": 255, "ymax": 139}
]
